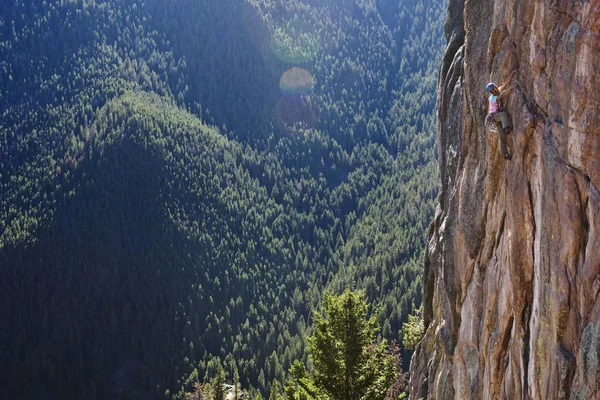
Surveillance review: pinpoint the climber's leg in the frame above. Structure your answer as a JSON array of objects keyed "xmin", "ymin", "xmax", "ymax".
[
  {"xmin": 494, "ymin": 112, "xmax": 511, "ymax": 130},
  {"xmin": 495, "ymin": 128, "xmax": 510, "ymax": 159},
  {"xmin": 501, "ymin": 112, "xmax": 512, "ymax": 134},
  {"xmin": 493, "ymin": 114, "xmax": 510, "ymax": 159}
]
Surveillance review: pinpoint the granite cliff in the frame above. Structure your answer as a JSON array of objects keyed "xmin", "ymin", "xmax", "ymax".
[{"xmin": 410, "ymin": 0, "xmax": 600, "ymax": 399}]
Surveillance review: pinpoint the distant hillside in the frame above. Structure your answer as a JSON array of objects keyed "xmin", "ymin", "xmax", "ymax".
[
  {"xmin": 2, "ymin": 91, "xmax": 319, "ymax": 398},
  {"xmin": 0, "ymin": 0, "xmax": 445, "ymax": 398}
]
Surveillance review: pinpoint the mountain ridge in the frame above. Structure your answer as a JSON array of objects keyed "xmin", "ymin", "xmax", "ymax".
[{"xmin": 1, "ymin": 1, "xmax": 446, "ymax": 397}]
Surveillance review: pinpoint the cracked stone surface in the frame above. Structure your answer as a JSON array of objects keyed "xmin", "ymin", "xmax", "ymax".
[{"xmin": 409, "ymin": 0, "xmax": 600, "ymax": 399}]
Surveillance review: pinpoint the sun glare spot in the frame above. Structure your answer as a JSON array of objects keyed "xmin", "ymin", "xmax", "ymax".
[{"xmin": 279, "ymin": 67, "xmax": 315, "ymax": 95}]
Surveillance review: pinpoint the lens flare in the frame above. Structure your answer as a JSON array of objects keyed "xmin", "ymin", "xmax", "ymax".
[
  {"xmin": 279, "ymin": 67, "xmax": 315, "ymax": 95},
  {"xmin": 274, "ymin": 94, "xmax": 320, "ymax": 135}
]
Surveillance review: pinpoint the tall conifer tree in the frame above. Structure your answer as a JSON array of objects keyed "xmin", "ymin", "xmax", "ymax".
[{"xmin": 286, "ymin": 290, "xmax": 399, "ymax": 400}]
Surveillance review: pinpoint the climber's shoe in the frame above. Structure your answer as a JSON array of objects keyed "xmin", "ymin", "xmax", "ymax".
[
  {"xmin": 504, "ymin": 126, "xmax": 513, "ymax": 135},
  {"xmin": 504, "ymin": 153, "xmax": 512, "ymax": 160}
]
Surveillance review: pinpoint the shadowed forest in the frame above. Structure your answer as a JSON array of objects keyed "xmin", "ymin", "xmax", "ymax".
[{"xmin": 0, "ymin": 0, "xmax": 446, "ymax": 398}]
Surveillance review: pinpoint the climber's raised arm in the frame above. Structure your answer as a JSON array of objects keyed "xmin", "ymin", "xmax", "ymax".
[
  {"xmin": 498, "ymin": 69, "xmax": 518, "ymax": 92},
  {"xmin": 497, "ymin": 84, "xmax": 515, "ymax": 100}
]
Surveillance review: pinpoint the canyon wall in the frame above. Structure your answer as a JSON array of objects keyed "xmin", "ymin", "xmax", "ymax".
[{"xmin": 410, "ymin": 0, "xmax": 600, "ymax": 398}]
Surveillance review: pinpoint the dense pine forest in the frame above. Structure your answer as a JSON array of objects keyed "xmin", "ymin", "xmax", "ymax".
[{"xmin": 0, "ymin": 0, "xmax": 446, "ymax": 398}]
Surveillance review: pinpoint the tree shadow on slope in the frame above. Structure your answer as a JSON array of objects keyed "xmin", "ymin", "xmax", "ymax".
[
  {"xmin": 1, "ymin": 90, "xmax": 315, "ymax": 399},
  {"xmin": 1, "ymin": 134, "xmax": 201, "ymax": 400},
  {"xmin": 144, "ymin": 0, "xmax": 284, "ymax": 144}
]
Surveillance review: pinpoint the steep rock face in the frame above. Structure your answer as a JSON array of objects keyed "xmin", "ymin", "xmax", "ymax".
[{"xmin": 410, "ymin": 0, "xmax": 600, "ymax": 399}]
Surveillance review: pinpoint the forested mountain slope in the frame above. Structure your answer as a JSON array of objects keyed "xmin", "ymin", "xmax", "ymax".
[{"xmin": 0, "ymin": 0, "xmax": 446, "ymax": 398}]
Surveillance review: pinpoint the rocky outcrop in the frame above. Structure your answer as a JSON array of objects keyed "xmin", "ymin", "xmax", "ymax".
[{"xmin": 410, "ymin": 0, "xmax": 600, "ymax": 399}]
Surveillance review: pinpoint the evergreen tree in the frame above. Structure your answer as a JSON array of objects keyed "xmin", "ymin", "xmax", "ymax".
[
  {"xmin": 233, "ymin": 365, "xmax": 240, "ymax": 399},
  {"xmin": 401, "ymin": 306, "xmax": 424, "ymax": 351},
  {"xmin": 187, "ymin": 382, "xmax": 213, "ymax": 400},
  {"xmin": 269, "ymin": 380, "xmax": 285, "ymax": 400},
  {"xmin": 285, "ymin": 290, "xmax": 399, "ymax": 400},
  {"xmin": 211, "ymin": 365, "xmax": 226, "ymax": 400}
]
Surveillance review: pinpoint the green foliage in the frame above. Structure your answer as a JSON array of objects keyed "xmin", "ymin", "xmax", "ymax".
[
  {"xmin": 269, "ymin": 380, "xmax": 286, "ymax": 400},
  {"xmin": 233, "ymin": 366, "xmax": 241, "ymax": 400},
  {"xmin": 0, "ymin": 0, "xmax": 445, "ymax": 398},
  {"xmin": 187, "ymin": 382, "xmax": 214, "ymax": 400},
  {"xmin": 402, "ymin": 307, "xmax": 425, "ymax": 351},
  {"xmin": 285, "ymin": 290, "xmax": 402, "ymax": 400},
  {"xmin": 212, "ymin": 366, "xmax": 227, "ymax": 400}
]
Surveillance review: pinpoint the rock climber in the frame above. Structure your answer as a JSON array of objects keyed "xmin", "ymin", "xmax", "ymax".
[{"xmin": 485, "ymin": 69, "xmax": 518, "ymax": 160}]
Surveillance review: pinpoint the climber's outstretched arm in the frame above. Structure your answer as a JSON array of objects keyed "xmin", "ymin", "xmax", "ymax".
[
  {"xmin": 499, "ymin": 69, "xmax": 518, "ymax": 92},
  {"xmin": 498, "ymin": 85, "xmax": 515, "ymax": 100}
]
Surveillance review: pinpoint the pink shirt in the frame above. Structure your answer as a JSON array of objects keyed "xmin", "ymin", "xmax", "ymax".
[{"xmin": 489, "ymin": 95, "xmax": 499, "ymax": 113}]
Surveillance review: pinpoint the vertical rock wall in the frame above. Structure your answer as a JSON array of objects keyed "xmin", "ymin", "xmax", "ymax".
[{"xmin": 410, "ymin": 0, "xmax": 600, "ymax": 399}]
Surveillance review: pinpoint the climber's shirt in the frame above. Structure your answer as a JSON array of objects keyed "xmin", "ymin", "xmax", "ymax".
[
  {"xmin": 489, "ymin": 94, "xmax": 505, "ymax": 114},
  {"xmin": 489, "ymin": 95, "xmax": 499, "ymax": 113}
]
